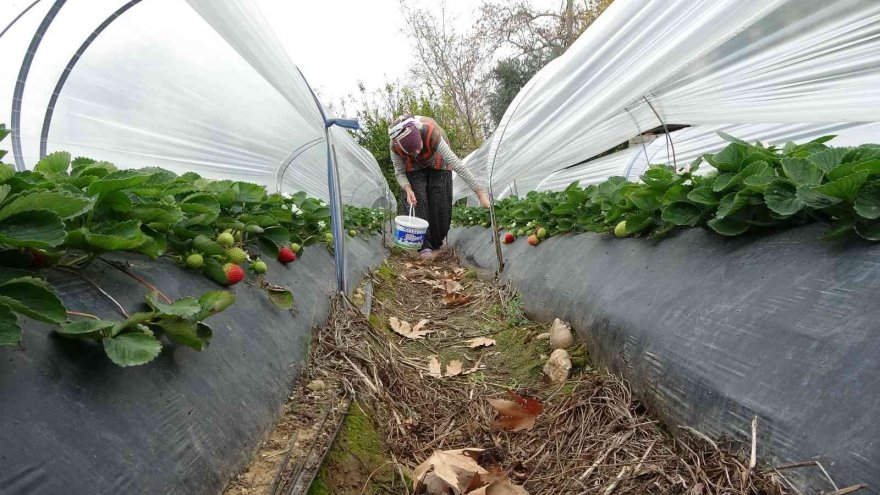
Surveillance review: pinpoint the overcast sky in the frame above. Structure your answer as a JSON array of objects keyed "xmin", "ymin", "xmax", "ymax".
[{"xmin": 259, "ymin": 0, "xmax": 557, "ymax": 112}]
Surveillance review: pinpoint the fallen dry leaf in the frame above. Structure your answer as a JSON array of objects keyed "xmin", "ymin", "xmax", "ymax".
[
  {"xmin": 467, "ymin": 465, "xmax": 530, "ymax": 495},
  {"xmin": 444, "ymin": 279, "xmax": 464, "ymax": 294},
  {"xmin": 407, "ymin": 329, "xmax": 434, "ymax": 340},
  {"xmin": 466, "ymin": 337, "xmax": 496, "ymax": 348},
  {"xmin": 422, "ymin": 473, "xmax": 453, "ymax": 494},
  {"xmin": 389, "ymin": 317, "xmax": 434, "ymax": 340},
  {"xmin": 469, "ymin": 480, "xmax": 530, "ymax": 495},
  {"xmin": 484, "ymin": 478, "xmax": 530, "ymax": 495},
  {"xmin": 388, "ymin": 317, "xmax": 412, "ymax": 336},
  {"xmin": 405, "ymin": 319, "xmax": 434, "ymax": 340},
  {"xmin": 481, "ymin": 465, "xmax": 509, "ymax": 485},
  {"xmin": 413, "ymin": 448, "xmax": 487, "ymax": 494},
  {"xmin": 428, "ymin": 356, "xmax": 442, "ymax": 378},
  {"xmin": 442, "ymin": 293, "xmax": 472, "ymax": 306},
  {"xmin": 445, "ymin": 360, "xmax": 463, "ymax": 377},
  {"xmin": 487, "ymin": 391, "xmax": 544, "ymax": 432}
]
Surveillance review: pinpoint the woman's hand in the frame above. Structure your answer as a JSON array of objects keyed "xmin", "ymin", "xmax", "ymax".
[
  {"xmin": 477, "ymin": 190, "xmax": 491, "ymax": 208},
  {"xmin": 405, "ymin": 186, "xmax": 417, "ymax": 206}
]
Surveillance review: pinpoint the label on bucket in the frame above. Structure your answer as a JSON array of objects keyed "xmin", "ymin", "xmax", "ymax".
[{"xmin": 395, "ymin": 224, "xmax": 426, "ymax": 250}]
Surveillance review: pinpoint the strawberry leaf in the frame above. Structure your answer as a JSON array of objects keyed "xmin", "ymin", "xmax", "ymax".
[
  {"xmin": 103, "ymin": 332, "xmax": 162, "ymax": 366},
  {"xmin": 0, "ymin": 303, "xmax": 22, "ymax": 346},
  {"xmin": 33, "ymin": 151, "xmax": 71, "ymax": 175},
  {"xmin": 0, "ymin": 210, "xmax": 67, "ymax": 248},
  {"xmin": 0, "ymin": 278, "xmax": 66, "ymax": 324}
]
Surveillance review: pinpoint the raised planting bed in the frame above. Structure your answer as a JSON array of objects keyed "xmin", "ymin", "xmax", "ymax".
[
  {"xmin": 450, "ymin": 224, "xmax": 880, "ymax": 493},
  {"xmin": 0, "ymin": 238, "xmax": 385, "ymax": 495}
]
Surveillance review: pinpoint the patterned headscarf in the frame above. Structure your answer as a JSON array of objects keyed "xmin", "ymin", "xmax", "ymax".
[{"xmin": 388, "ymin": 115, "xmax": 423, "ymax": 155}]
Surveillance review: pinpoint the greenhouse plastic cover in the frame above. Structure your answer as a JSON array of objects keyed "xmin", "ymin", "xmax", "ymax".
[
  {"xmin": 456, "ymin": 0, "xmax": 880, "ymax": 200},
  {"xmin": 534, "ymin": 122, "xmax": 880, "ymax": 192},
  {"xmin": 0, "ymin": 0, "xmax": 393, "ymax": 208}
]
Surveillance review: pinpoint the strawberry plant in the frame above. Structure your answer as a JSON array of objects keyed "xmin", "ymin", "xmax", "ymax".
[
  {"xmin": 56, "ymin": 290, "xmax": 235, "ymax": 366},
  {"xmin": 343, "ymin": 204, "xmax": 388, "ymax": 236},
  {"xmin": 0, "ymin": 122, "xmax": 380, "ymax": 362},
  {"xmin": 455, "ymin": 133, "xmax": 880, "ymax": 242}
]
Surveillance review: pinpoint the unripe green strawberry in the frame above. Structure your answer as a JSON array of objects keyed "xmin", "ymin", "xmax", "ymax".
[
  {"xmin": 253, "ymin": 260, "xmax": 268, "ymax": 274},
  {"xmin": 217, "ymin": 232, "xmax": 235, "ymax": 247},
  {"xmin": 186, "ymin": 253, "xmax": 204, "ymax": 269},
  {"xmin": 614, "ymin": 221, "xmax": 628, "ymax": 237},
  {"xmin": 244, "ymin": 223, "xmax": 264, "ymax": 234},
  {"xmin": 226, "ymin": 247, "xmax": 248, "ymax": 264},
  {"xmin": 349, "ymin": 230, "xmax": 357, "ymax": 237},
  {"xmin": 324, "ymin": 233, "xmax": 334, "ymax": 244},
  {"xmin": 234, "ymin": 231, "xmax": 242, "ymax": 242},
  {"xmin": 290, "ymin": 243, "xmax": 301, "ymax": 253}
]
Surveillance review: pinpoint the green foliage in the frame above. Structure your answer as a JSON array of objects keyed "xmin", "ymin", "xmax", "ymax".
[
  {"xmin": 488, "ymin": 56, "xmax": 544, "ymax": 126},
  {"xmin": 0, "ymin": 271, "xmax": 67, "ymax": 346},
  {"xmin": 454, "ymin": 134, "xmax": 880, "ymax": 242},
  {"xmin": 56, "ymin": 290, "xmax": 235, "ymax": 366},
  {"xmin": 343, "ymin": 205, "xmax": 387, "ymax": 237},
  {"xmin": 0, "ymin": 125, "xmax": 382, "ymax": 360}
]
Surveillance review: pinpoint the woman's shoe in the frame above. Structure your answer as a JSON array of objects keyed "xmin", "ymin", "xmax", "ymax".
[{"xmin": 419, "ymin": 248, "xmax": 434, "ymax": 260}]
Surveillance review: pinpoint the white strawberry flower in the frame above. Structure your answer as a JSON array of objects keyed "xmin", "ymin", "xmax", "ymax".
[{"xmin": 317, "ymin": 220, "xmax": 326, "ymax": 229}]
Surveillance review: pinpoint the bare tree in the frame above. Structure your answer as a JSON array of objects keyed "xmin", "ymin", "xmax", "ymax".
[
  {"xmin": 400, "ymin": 1, "xmax": 498, "ymax": 153},
  {"xmin": 478, "ymin": 0, "xmax": 613, "ymax": 61},
  {"xmin": 480, "ymin": 0, "xmax": 613, "ymax": 125}
]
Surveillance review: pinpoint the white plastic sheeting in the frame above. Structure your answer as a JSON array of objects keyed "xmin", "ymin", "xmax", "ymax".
[
  {"xmin": 457, "ymin": 0, "xmax": 880, "ymax": 201},
  {"xmin": 535, "ymin": 122, "xmax": 880, "ymax": 192},
  {"xmin": 453, "ymin": 144, "xmax": 490, "ymax": 206},
  {"xmin": 0, "ymin": 0, "xmax": 392, "ymax": 208}
]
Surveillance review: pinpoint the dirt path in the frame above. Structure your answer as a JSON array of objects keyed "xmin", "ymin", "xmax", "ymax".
[{"xmin": 226, "ymin": 249, "xmax": 789, "ymax": 495}]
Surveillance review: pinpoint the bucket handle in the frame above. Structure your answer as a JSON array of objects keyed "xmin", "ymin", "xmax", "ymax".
[{"xmin": 408, "ymin": 203, "xmax": 415, "ymax": 221}]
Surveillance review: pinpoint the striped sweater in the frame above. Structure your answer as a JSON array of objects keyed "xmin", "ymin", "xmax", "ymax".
[{"xmin": 390, "ymin": 116, "xmax": 482, "ymax": 192}]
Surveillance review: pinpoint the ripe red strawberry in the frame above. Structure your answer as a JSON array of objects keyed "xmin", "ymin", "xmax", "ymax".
[
  {"xmin": 278, "ymin": 246, "xmax": 297, "ymax": 264},
  {"xmin": 223, "ymin": 263, "xmax": 245, "ymax": 285},
  {"xmin": 30, "ymin": 250, "xmax": 47, "ymax": 267},
  {"xmin": 528, "ymin": 234, "xmax": 539, "ymax": 246},
  {"xmin": 502, "ymin": 232, "xmax": 515, "ymax": 244}
]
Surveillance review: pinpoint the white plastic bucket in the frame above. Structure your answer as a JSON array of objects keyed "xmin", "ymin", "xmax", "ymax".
[{"xmin": 394, "ymin": 205, "xmax": 429, "ymax": 250}]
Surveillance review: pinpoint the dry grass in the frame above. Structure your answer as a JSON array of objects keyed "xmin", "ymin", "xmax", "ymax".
[{"xmin": 307, "ymin": 251, "xmax": 792, "ymax": 494}]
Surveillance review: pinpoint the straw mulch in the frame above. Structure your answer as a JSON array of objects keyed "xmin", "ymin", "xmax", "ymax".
[{"xmin": 307, "ymin": 251, "xmax": 795, "ymax": 494}]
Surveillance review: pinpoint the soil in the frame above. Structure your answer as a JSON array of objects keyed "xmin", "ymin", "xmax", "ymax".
[{"xmin": 222, "ymin": 370, "xmax": 350, "ymax": 495}]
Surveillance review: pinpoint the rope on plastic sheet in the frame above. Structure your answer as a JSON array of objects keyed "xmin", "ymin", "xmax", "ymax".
[
  {"xmin": 10, "ymin": 0, "xmax": 66, "ymax": 171},
  {"xmin": 39, "ymin": 0, "xmax": 144, "ymax": 159},
  {"xmin": 642, "ymin": 94, "xmax": 679, "ymax": 172}
]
